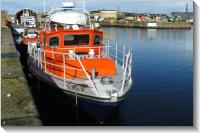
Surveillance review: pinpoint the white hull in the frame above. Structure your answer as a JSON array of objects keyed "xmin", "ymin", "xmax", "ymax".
[{"xmin": 28, "ymin": 55, "xmax": 132, "ymax": 104}]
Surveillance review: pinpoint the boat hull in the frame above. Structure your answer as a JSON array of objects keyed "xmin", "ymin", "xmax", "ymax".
[
  {"xmin": 72, "ymin": 94, "xmax": 123, "ymax": 123},
  {"xmin": 30, "ymin": 71, "xmax": 125, "ymax": 122},
  {"xmin": 28, "ymin": 60, "xmax": 131, "ymax": 122}
]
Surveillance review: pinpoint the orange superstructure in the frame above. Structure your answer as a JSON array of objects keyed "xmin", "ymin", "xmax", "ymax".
[{"xmin": 38, "ymin": 29, "xmax": 116, "ymax": 79}]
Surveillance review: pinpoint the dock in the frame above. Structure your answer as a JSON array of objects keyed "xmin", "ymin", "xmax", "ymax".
[{"xmin": 1, "ymin": 27, "xmax": 41, "ymax": 126}]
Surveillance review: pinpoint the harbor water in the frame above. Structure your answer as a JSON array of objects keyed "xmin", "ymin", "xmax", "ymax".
[
  {"xmin": 27, "ymin": 27, "xmax": 193, "ymax": 126},
  {"xmin": 102, "ymin": 27, "xmax": 193, "ymax": 125}
]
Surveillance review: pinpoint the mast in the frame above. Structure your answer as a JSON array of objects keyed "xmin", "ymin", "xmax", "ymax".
[
  {"xmin": 43, "ymin": 0, "xmax": 46, "ymax": 14},
  {"xmin": 186, "ymin": 3, "xmax": 188, "ymax": 13}
]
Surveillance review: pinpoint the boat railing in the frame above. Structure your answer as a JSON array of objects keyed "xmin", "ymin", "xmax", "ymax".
[
  {"xmin": 54, "ymin": 39, "xmax": 133, "ymax": 93},
  {"xmin": 30, "ymin": 39, "xmax": 132, "ymax": 95},
  {"xmin": 54, "ymin": 45, "xmax": 110, "ymax": 58},
  {"xmin": 30, "ymin": 48, "xmax": 100, "ymax": 96},
  {"xmin": 103, "ymin": 38, "xmax": 132, "ymax": 66},
  {"xmin": 103, "ymin": 39, "xmax": 133, "ymax": 92}
]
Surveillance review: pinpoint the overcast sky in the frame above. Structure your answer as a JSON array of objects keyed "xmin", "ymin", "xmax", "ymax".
[{"xmin": 1, "ymin": 0, "xmax": 193, "ymax": 15}]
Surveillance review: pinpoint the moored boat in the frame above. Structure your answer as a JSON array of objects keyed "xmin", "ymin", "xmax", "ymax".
[{"xmin": 25, "ymin": 1, "xmax": 133, "ymax": 121}]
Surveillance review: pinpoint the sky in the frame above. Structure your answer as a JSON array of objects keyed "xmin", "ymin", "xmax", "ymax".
[{"xmin": 1, "ymin": 0, "xmax": 193, "ymax": 15}]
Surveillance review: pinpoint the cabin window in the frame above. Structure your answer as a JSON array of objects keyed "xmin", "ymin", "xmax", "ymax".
[
  {"xmin": 64, "ymin": 34, "xmax": 89, "ymax": 46},
  {"xmin": 49, "ymin": 36, "xmax": 59, "ymax": 46},
  {"xmin": 94, "ymin": 35, "xmax": 101, "ymax": 45}
]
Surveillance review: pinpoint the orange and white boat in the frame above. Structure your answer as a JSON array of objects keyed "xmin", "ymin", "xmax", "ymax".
[{"xmin": 26, "ymin": 1, "xmax": 133, "ymax": 112}]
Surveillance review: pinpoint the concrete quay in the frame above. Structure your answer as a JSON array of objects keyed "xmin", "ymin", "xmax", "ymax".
[
  {"xmin": 100, "ymin": 21, "xmax": 192, "ymax": 29},
  {"xmin": 1, "ymin": 27, "xmax": 41, "ymax": 126}
]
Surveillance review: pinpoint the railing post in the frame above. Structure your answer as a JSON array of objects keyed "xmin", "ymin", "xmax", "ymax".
[
  {"xmin": 106, "ymin": 40, "xmax": 108, "ymax": 56},
  {"xmin": 44, "ymin": 50, "xmax": 47, "ymax": 72},
  {"xmin": 122, "ymin": 44, "xmax": 126, "ymax": 69},
  {"xmin": 38, "ymin": 49, "xmax": 40, "ymax": 67},
  {"xmin": 40, "ymin": 50, "xmax": 42, "ymax": 69},
  {"xmin": 63, "ymin": 54, "xmax": 66, "ymax": 89},
  {"xmin": 98, "ymin": 47, "xmax": 101, "ymax": 58},
  {"xmin": 115, "ymin": 42, "xmax": 118, "ymax": 64},
  {"xmin": 121, "ymin": 51, "xmax": 130, "ymax": 93},
  {"xmin": 34, "ymin": 49, "xmax": 36, "ymax": 63},
  {"xmin": 74, "ymin": 54, "xmax": 99, "ymax": 96},
  {"xmin": 128, "ymin": 50, "xmax": 132, "ymax": 76},
  {"xmin": 33, "ymin": 48, "xmax": 35, "ymax": 60},
  {"xmin": 108, "ymin": 40, "xmax": 110, "ymax": 56}
]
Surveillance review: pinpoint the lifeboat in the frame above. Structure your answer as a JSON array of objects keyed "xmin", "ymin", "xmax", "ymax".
[{"xmin": 26, "ymin": 1, "xmax": 133, "ymax": 121}]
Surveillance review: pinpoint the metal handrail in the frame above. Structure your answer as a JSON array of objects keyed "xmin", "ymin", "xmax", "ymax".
[
  {"xmin": 31, "ymin": 38, "xmax": 132, "ymax": 95},
  {"xmin": 48, "ymin": 45, "xmax": 111, "ymax": 59},
  {"xmin": 73, "ymin": 53, "xmax": 99, "ymax": 95},
  {"xmin": 54, "ymin": 45, "xmax": 110, "ymax": 50},
  {"xmin": 103, "ymin": 38, "xmax": 132, "ymax": 67},
  {"xmin": 121, "ymin": 51, "xmax": 132, "ymax": 93},
  {"xmin": 103, "ymin": 38, "xmax": 132, "ymax": 92},
  {"xmin": 32, "ymin": 48, "xmax": 99, "ymax": 96}
]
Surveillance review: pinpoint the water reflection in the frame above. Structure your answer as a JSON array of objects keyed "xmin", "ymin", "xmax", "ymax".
[
  {"xmin": 102, "ymin": 27, "xmax": 193, "ymax": 45},
  {"xmin": 102, "ymin": 27, "xmax": 193, "ymax": 126},
  {"xmin": 147, "ymin": 29, "xmax": 156, "ymax": 40}
]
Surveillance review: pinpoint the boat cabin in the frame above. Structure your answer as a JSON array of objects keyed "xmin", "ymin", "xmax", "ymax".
[
  {"xmin": 40, "ymin": 29, "xmax": 103, "ymax": 55},
  {"xmin": 38, "ymin": 29, "xmax": 116, "ymax": 78}
]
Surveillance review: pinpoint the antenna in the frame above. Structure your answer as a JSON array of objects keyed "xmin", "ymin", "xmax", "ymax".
[
  {"xmin": 186, "ymin": 3, "xmax": 188, "ymax": 13},
  {"xmin": 116, "ymin": 0, "xmax": 119, "ymax": 11},
  {"xmin": 83, "ymin": 0, "xmax": 86, "ymax": 11},
  {"xmin": 117, "ymin": 3, "xmax": 119, "ymax": 11},
  {"xmin": 43, "ymin": 0, "xmax": 46, "ymax": 14},
  {"xmin": 50, "ymin": 0, "xmax": 62, "ymax": 13}
]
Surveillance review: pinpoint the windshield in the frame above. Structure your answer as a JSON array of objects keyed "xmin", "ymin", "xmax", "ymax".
[{"xmin": 64, "ymin": 34, "xmax": 89, "ymax": 46}]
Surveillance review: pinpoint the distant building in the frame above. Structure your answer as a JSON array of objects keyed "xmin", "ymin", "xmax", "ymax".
[
  {"xmin": 100, "ymin": 10, "xmax": 118, "ymax": 19},
  {"xmin": 145, "ymin": 14, "xmax": 169, "ymax": 22},
  {"xmin": 36, "ymin": 12, "xmax": 47, "ymax": 23},
  {"xmin": 124, "ymin": 12, "xmax": 171, "ymax": 23},
  {"xmin": 171, "ymin": 12, "xmax": 193, "ymax": 18},
  {"xmin": 140, "ymin": 15, "xmax": 146, "ymax": 22},
  {"xmin": 90, "ymin": 9, "xmax": 125, "ymax": 20},
  {"xmin": 1, "ymin": 10, "xmax": 8, "ymax": 27},
  {"xmin": 100, "ymin": 10, "xmax": 125, "ymax": 20},
  {"xmin": 160, "ymin": 14, "xmax": 170, "ymax": 22},
  {"xmin": 125, "ymin": 13, "xmax": 146, "ymax": 22},
  {"xmin": 90, "ymin": 10, "xmax": 101, "ymax": 18},
  {"xmin": 9, "ymin": 15, "xmax": 15, "ymax": 23},
  {"xmin": 171, "ymin": 12, "xmax": 193, "ymax": 22}
]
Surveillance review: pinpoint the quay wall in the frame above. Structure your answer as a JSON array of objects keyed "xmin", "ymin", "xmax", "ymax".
[
  {"xmin": 1, "ymin": 11, "xmax": 8, "ymax": 27},
  {"xmin": 1, "ymin": 27, "xmax": 41, "ymax": 126},
  {"xmin": 100, "ymin": 21, "xmax": 192, "ymax": 29}
]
